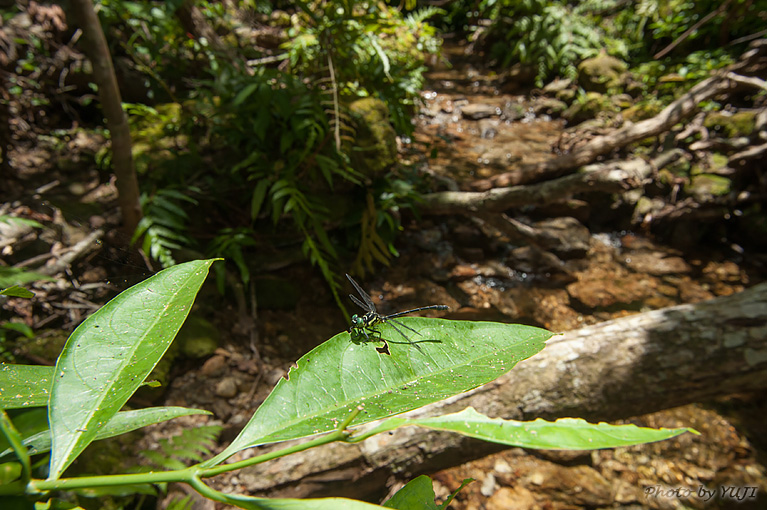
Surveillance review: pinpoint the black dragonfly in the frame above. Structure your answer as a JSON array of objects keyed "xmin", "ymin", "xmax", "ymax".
[{"xmin": 346, "ymin": 274, "xmax": 448, "ymax": 355}]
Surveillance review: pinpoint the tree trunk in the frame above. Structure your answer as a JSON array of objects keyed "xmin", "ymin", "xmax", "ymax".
[
  {"xmin": 68, "ymin": 0, "xmax": 142, "ymax": 235},
  {"xmin": 217, "ymin": 282, "xmax": 767, "ymax": 500}
]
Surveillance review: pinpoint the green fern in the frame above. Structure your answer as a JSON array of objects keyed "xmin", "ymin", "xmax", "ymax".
[
  {"xmin": 480, "ymin": 0, "xmax": 617, "ymax": 86},
  {"xmin": 133, "ymin": 188, "xmax": 199, "ymax": 268},
  {"xmin": 139, "ymin": 424, "xmax": 222, "ymax": 471}
]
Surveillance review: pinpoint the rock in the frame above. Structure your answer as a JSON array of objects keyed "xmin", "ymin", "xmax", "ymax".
[
  {"xmin": 542, "ymin": 77, "xmax": 572, "ymax": 94},
  {"xmin": 460, "ymin": 103, "xmax": 500, "ymax": 120},
  {"xmin": 531, "ymin": 97, "xmax": 567, "ymax": 117},
  {"xmin": 621, "ymin": 252, "xmax": 692, "ymax": 275},
  {"xmin": 347, "ymin": 97, "xmax": 398, "ymax": 178},
  {"xmin": 478, "ymin": 118, "xmax": 499, "ymax": 139},
  {"xmin": 533, "ymin": 217, "xmax": 591, "ymax": 259},
  {"xmin": 215, "ymin": 377, "xmax": 239, "ymax": 398},
  {"xmin": 502, "ymin": 101, "xmax": 526, "ymax": 121},
  {"xmin": 567, "ymin": 274, "xmax": 658, "ymax": 309},
  {"xmin": 577, "ymin": 53, "xmax": 629, "ymax": 93},
  {"xmin": 201, "ymin": 354, "xmax": 228, "ymax": 377}
]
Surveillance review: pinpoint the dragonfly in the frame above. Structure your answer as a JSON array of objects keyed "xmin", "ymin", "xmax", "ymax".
[{"xmin": 346, "ymin": 274, "xmax": 448, "ymax": 355}]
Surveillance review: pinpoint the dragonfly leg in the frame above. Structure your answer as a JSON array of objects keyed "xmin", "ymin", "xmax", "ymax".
[{"xmin": 366, "ymin": 327, "xmax": 391, "ymax": 355}]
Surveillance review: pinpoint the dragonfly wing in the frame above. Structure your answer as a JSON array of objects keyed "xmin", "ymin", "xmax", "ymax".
[
  {"xmin": 349, "ymin": 294, "xmax": 371, "ymax": 312},
  {"xmin": 346, "ymin": 274, "xmax": 377, "ymax": 312}
]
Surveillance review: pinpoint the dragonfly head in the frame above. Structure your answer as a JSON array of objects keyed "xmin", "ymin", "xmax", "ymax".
[{"xmin": 350, "ymin": 314, "xmax": 363, "ymax": 328}]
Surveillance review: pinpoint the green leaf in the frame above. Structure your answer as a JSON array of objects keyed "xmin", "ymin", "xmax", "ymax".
[
  {"xmin": 0, "ymin": 406, "xmax": 210, "ymax": 460},
  {"xmin": 0, "ymin": 267, "xmax": 55, "ymax": 288},
  {"xmin": 1, "ymin": 322, "xmax": 35, "ymax": 338},
  {"xmin": 0, "ymin": 286, "xmax": 35, "ymax": 298},
  {"xmin": 205, "ymin": 320, "xmax": 550, "ymax": 466},
  {"xmin": 358, "ymin": 407, "xmax": 698, "ymax": 450},
  {"xmin": 383, "ymin": 475, "xmax": 438, "ymax": 510},
  {"xmin": 220, "ymin": 494, "xmax": 387, "ymax": 510},
  {"xmin": 47, "ymin": 259, "xmax": 218, "ymax": 480},
  {"xmin": 0, "ymin": 364, "xmax": 54, "ymax": 409},
  {"xmin": 233, "ymin": 83, "xmax": 259, "ymax": 107},
  {"xmin": 250, "ymin": 179, "xmax": 270, "ymax": 220},
  {"xmin": 0, "ymin": 216, "xmax": 44, "ymax": 229}
]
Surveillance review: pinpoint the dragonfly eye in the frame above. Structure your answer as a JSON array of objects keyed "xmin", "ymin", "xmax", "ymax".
[{"xmin": 351, "ymin": 315, "xmax": 361, "ymax": 326}]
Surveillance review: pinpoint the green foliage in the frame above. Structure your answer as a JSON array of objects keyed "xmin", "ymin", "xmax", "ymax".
[
  {"xmin": 74, "ymin": 1, "xmax": 442, "ymax": 304},
  {"xmin": 478, "ymin": 0, "xmax": 614, "ymax": 86},
  {"xmin": 95, "ymin": 0, "xmax": 196, "ymax": 101},
  {"xmin": 133, "ymin": 189, "xmax": 199, "ymax": 268},
  {"xmin": 283, "ymin": 1, "xmax": 441, "ymax": 135},
  {"xmin": 139, "ymin": 425, "xmax": 222, "ymax": 471},
  {"xmin": 0, "ymin": 260, "xmax": 695, "ymax": 508}
]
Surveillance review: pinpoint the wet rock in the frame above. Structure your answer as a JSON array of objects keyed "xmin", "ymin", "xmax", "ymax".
[
  {"xmin": 461, "ymin": 103, "xmax": 500, "ymax": 120},
  {"xmin": 478, "ymin": 118, "xmax": 499, "ymax": 139},
  {"xmin": 533, "ymin": 217, "xmax": 591, "ymax": 259},
  {"xmin": 508, "ymin": 246, "xmax": 572, "ymax": 280},
  {"xmin": 621, "ymin": 252, "xmax": 692, "ymax": 275},
  {"xmin": 567, "ymin": 273, "xmax": 658, "ymax": 309},
  {"xmin": 531, "ymin": 97, "xmax": 567, "ymax": 117},
  {"xmin": 502, "ymin": 102, "xmax": 526, "ymax": 121},
  {"xmin": 542, "ymin": 77, "xmax": 572, "ymax": 94}
]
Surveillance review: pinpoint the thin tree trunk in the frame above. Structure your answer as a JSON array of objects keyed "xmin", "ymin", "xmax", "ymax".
[{"xmin": 68, "ymin": 0, "xmax": 141, "ymax": 234}]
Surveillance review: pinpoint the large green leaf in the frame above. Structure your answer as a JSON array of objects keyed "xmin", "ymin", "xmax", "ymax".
[
  {"xmin": 48, "ymin": 259, "xmax": 218, "ymax": 480},
  {"xmin": 221, "ymin": 494, "xmax": 386, "ymax": 510},
  {"xmin": 0, "ymin": 364, "xmax": 54, "ymax": 409},
  {"xmin": 206, "ymin": 319, "xmax": 550, "ymax": 466},
  {"xmin": 357, "ymin": 407, "xmax": 698, "ymax": 449},
  {"xmin": 0, "ymin": 406, "xmax": 211, "ymax": 460}
]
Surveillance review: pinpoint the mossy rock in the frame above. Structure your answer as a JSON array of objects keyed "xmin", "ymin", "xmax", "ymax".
[
  {"xmin": 562, "ymin": 92, "xmax": 617, "ymax": 124},
  {"xmin": 703, "ymin": 111, "xmax": 756, "ymax": 138},
  {"xmin": 129, "ymin": 102, "xmax": 189, "ymax": 174},
  {"xmin": 622, "ymin": 101, "xmax": 663, "ymax": 122},
  {"xmin": 577, "ymin": 54, "xmax": 628, "ymax": 94},
  {"xmin": 347, "ymin": 97, "xmax": 398, "ymax": 179},
  {"xmin": 686, "ymin": 174, "xmax": 731, "ymax": 200}
]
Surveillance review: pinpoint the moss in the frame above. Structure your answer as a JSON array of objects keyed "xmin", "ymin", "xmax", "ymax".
[
  {"xmin": 577, "ymin": 54, "xmax": 628, "ymax": 94},
  {"xmin": 703, "ymin": 111, "xmax": 756, "ymax": 138},
  {"xmin": 686, "ymin": 174, "xmax": 731, "ymax": 199},
  {"xmin": 347, "ymin": 97, "xmax": 398, "ymax": 178}
]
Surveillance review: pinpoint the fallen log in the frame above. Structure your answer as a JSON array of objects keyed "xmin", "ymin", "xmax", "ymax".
[
  {"xmin": 420, "ymin": 150, "xmax": 683, "ymax": 215},
  {"xmin": 213, "ymin": 282, "xmax": 767, "ymax": 501}
]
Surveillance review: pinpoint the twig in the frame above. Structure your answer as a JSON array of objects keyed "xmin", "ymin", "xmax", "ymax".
[{"xmin": 654, "ymin": 0, "xmax": 731, "ymax": 59}]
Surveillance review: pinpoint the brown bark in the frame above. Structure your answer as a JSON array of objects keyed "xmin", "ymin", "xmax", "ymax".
[
  {"xmin": 420, "ymin": 150, "xmax": 684, "ymax": 215},
  {"xmin": 68, "ymin": 0, "xmax": 141, "ymax": 234},
  {"xmin": 219, "ymin": 282, "xmax": 767, "ymax": 500}
]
